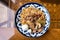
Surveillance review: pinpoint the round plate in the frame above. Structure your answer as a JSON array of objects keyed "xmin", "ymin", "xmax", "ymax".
[{"xmin": 15, "ymin": 2, "xmax": 50, "ymax": 37}]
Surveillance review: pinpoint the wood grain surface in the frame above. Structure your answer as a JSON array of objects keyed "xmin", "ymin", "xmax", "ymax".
[{"xmin": 10, "ymin": 0, "xmax": 60, "ymax": 40}]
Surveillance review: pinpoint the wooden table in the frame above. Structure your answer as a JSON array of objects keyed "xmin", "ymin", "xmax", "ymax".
[{"xmin": 10, "ymin": 0, "xmax": 60, "ymax": 40}]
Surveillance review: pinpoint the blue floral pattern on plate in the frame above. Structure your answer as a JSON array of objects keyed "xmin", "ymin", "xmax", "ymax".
[{"xmin": 15, "ymin": 2, "xmax": 50, "ymax": 37}]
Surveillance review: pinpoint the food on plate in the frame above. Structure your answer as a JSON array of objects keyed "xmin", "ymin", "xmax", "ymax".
[{"xmin": 20, "ymin": 6, "xmax": 46, "ymax": 33}]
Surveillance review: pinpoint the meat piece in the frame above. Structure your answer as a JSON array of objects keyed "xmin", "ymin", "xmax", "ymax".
[
  {"xmin": 33, "ymin": 29, "xmax": 36, "ymax": 33},
  {"xmin": 35, "ymin": 22, "xmax": 41, "ymax": 29},
  {"xmin": 26, "ymin": 20, "xmax": 35, "ymax": 30},
  {"xmin": 38, "ymin": 29, "xmax": 42, "ymax": 32}
]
